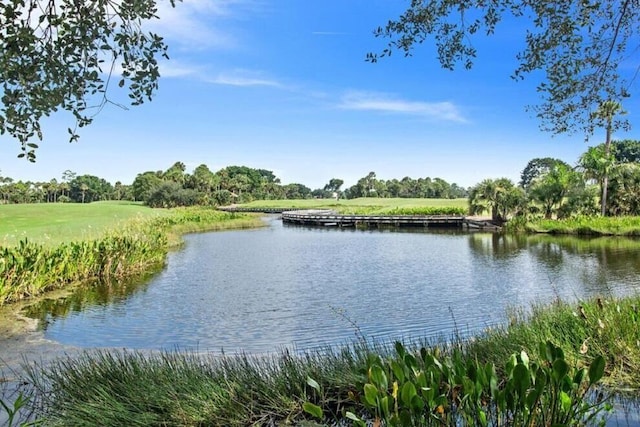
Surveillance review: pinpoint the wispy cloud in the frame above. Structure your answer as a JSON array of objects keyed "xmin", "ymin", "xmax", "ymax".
[
  {"xmin": 147, "ymin": 0, "xmax": 257, "ymax": 50},
  {"xmin": 312, "ymin": 31, "xmax": 350, "ymax": 36},
  {"xmin": 206, "ymin": 69, "xmax": 282, "ymax": 87},
  {"xmin": 339, "ymin": 91, "xmax": 467, "ymax": 122},
  {"xmin": 159, "ymin": 60, "xmax": 202, "ymax": 78}
]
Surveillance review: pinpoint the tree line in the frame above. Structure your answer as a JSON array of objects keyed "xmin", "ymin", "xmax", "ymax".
[
  {"xmin": 0, "ymin": 164, "xmax": 467, "ymax": 207},
  {"xmin": 469, "ymin": 140, "xmax": 640, "ymax": 222}
]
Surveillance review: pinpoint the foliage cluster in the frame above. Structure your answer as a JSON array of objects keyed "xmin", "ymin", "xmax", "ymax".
[
  {"xmin": 469, "ymin": 140, "xmax": 640, "ymax": 223},
  {"xmin": 0, "ymin": 0, "xmax": 176, "ymax": 160},
  {"xmin": 306, "ymin": 341, "xmax": 607, "ymax": 427},
  {"xmin": 342, "ymin": 171, "xmax": 467, "ymax": 200},
  {"xmin": 0, "ymin": 208, "xmax": 257, "ymax": 305},
  {"xmin": 0, "ymin": 165, "xmax": 467, "ymax": 211},
  {"xmin": 369, "ymin": 1, "xmax": 636, "ymax": 138},
  {"xmin": 468, "ymin": 296, "xmax": 640, "ymax": 390}
]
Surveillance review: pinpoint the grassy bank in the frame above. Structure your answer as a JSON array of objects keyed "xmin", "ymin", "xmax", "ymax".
[
  {"xmin": 0, "ymin": 202, "xmax": 169, "ymax": 247},
  {"xmin": 0, "ymin": 206, "xmax": 263, "ymax": 305},
  {"xmin": 13, "ymin": 294, "xmax": 639, "ymax": 426},
  {"xmin": 239, "ymin": 197, "xmax": 468, "ymax": 215},
  {"xmin": 522, "ymin": 215, "xmax": 640, "ymax": 236}
]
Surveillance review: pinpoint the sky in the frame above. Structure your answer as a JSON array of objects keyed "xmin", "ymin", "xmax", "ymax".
[{"xmin": 1, "ymin": 0, "xmax": 640, "ymax": 190}]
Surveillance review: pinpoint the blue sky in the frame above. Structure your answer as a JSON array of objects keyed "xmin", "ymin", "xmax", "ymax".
[{"xmin": 1, "ymin": 0, "xmax": 639, "ymax": 190}]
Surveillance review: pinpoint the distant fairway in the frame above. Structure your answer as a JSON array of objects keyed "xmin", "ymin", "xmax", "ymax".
[
  {"xmin": 0, "ymin": 201, "xmax": 168, "ymax": 246},
  {"xmin": 239, "ymin": 197, "xmax": 468, "ymax": 210}
]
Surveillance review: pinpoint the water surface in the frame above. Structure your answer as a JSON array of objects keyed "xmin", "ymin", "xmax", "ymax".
[{"xmin": 23, "ymin": 217, "xmax": 640, "ymax": 353}]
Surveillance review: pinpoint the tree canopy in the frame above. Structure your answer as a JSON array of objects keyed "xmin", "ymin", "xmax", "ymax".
[
  {"xmin": 0, "ymin": 0, "xmax": 176, "ymax": 161},
  {"xmin": 369, "ymin": 1, "xmax": 637, "ymax": 137}
]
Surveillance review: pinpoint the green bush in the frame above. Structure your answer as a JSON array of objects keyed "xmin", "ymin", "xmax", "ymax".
[{"xmin": 305, "ymin": 341, "xmax": 610, "ymax": 426}]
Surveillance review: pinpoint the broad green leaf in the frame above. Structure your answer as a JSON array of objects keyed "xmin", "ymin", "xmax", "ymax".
[
  {"xmin": 588, "ymin": 355, "xmax": 606, "ymax": 384},
  {"xmin": 513, "ymin": 363, "xmax": 531, "ymax": 395},
  {"xmin": 552, "ymin": 359, "xmax": 569, "ymax": 382},
  {"xmin": 401, "ymin": 381, "xmax": 417, "ymax": 408},
  {"xmin": 411, "ymin": 395, "xmax": 425, "ymax": 411},
  {"xmin": 380, "ymin": 395, "xmax": 391, "ymax": 418},
  {"xmin": 370, "ymin": 365, "xmax": 388, "ymax": 390},
  {"xmin": 364, "ymin": 383, "xmax": 379, "ymax": 406},
  {"xmin": 302, "ymin": 402, "xmax": 323, "ymax": 420},
  {"xmin": 391, "ymin": 360, "xmax": 405, "ymax": 384}
]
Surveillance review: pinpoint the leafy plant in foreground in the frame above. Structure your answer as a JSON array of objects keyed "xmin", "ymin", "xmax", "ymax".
[{"xmin": 305, "ymin": 341, "xmax": 610, "ymax": 426}]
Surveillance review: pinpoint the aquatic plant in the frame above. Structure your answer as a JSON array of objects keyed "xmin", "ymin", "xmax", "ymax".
[{"xmin": 306, "ymin": 341, "xmax": 609, "ymax": 426}]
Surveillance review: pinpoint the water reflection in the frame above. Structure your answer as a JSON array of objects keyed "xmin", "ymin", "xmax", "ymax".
[
  {"xmin": 23, "ymin": 272, "xmax": 158, "ymax": 325},
  {"xmin": 18, "ymin": 223, "xmax": 640, "ymax": 354},
  {"xmin": 468, "ymin": 233, "xmax": 640, "ymax": 297}
]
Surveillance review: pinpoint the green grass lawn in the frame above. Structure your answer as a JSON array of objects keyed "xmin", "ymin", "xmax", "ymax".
[
  {"xmin": 239, "ymin": 197, "xmax": 468, "ymax": 209},
  {"xmin": 0, "ymin": 201, "xmax": 169, "ymax": 246}
]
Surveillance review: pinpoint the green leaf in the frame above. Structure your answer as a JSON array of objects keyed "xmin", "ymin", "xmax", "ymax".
[
  {"xmin": 364, "ymin": 383, "xmax": 379, "ymax": 406},
  {"xmin": 395, "ymin": 341, "xmax": 406, "ymax": 358},
  {"xmin": 302, "ymin": 402, "xmax": 323, "ymax": 420},
  {"xmin": 370, "ymin": 365, "xmax": 388, "ymax": 390},
  {"xmin": 560, "ymin": 391, "xmax": 571, "ymax": 412},
  {"xmin": 411, "ymin": 395, "xmax": 425, "ymax": 411},
  {"xmin": 552, "ymin": 359, "xmax": 569, "ymax": 382},
  {"xmin": 306, "ymin": 376, "xmax": 321, "ymax": 392},
  {"xmin": 478, "ymin": 409, "xmax": 488, "ymax": 427},
  {"xmin": 588, "ymin": 355, "xmax": 606, "ymax": 384},
  {"xmin": 401, "ymin": 381, "xmax": 417, "ymax": 408},
  {"xmin": 513, "ymin": 363, "xmax": 531, "ymax": 395},
  {"xmin": 345, "ymin": 411, "xmax": 366, "ymax": 427},
  {"xmin": 390, "ymin": 360, "xmax": 405, "ymax": 384}
]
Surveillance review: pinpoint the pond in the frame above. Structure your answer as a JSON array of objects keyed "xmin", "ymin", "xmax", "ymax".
[{"xmin": 21, "ymin": 215, "xmax": 640, "ymax": 354}]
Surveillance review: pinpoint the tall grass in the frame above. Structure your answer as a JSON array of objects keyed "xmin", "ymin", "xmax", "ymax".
[
  {"xmin": 0, "ymin": 208, "xmax": 263, "ymax": 305},
  {"xmin": 524, "ymin": 215, "xmax": 640, "ymax": 236},
  {"xmin": 16, "ymin": 295, "xmax": 640, "ymax": 426}
]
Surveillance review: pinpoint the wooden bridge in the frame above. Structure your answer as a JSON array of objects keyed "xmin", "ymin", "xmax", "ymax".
[{"xmin": 280, "ymin": 210, "xmax": 501, "ymax": 230}]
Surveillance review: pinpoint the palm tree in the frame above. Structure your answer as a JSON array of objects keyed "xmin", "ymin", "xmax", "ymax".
[
  {"xmin": 579, "ymin": 145, "xmax": 614, "ymax": 215},
  {"xmin": 528, "ymin": 164, "xmax": 581, "ymax": 219},
  {"xmin": 80, "ymin": 183, "xmax": 89, "ymax": 203},
  {"xmin": 468, "ymin": 178, "xmax": 524, "ymax": 223},
  {"xmin": 591, "ymin": 100, "xmax": 626, "ymax": 215}
]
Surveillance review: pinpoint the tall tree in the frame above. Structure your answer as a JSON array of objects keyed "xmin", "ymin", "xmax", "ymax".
[
  {"xmin": 1, "ymin": 0, "xmax": 177, "ymax": 160},
  {"xmin": 579, "ymin": 145, "xmax": 614, "ymax": 215},
  {"xmin": 528, "ymin": 164, "xmax": 582, "ymax": 219},
  {"xmin": 591, "ymin": 100, "xmax": 626, "ymax": 215},
  {"xmin": 519, "ymin": 158, "xmax": 571, "ymax": 189},
  {"xmin": 370, "ymin": 1, "xmax": 636, "ymax": 137}
]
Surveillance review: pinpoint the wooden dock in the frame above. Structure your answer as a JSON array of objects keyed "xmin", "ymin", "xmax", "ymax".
[{"xmin": 281, "ymin": 210, "xmax": 501, "ymax": 230}]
